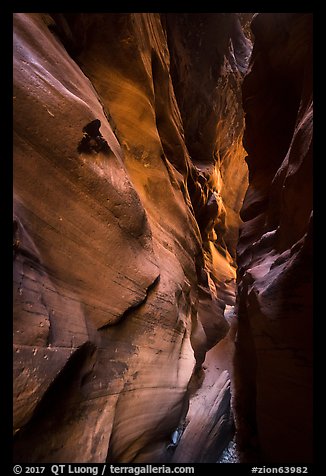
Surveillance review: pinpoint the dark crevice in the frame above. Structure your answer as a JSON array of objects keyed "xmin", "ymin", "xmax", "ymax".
[
  {"xmin": 98, "ymin": 275, "xmax": 160, "ymax": 331},
  {"xmin": 77, "ymin": 119, "xmax": 111, "ymax": 155}
]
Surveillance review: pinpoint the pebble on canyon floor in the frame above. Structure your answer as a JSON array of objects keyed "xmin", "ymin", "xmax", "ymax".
[{"xmin": 217, "ymin": 439, "xmax": 240, "ymax": 463}]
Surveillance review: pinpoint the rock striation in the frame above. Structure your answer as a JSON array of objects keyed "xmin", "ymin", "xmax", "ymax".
[
  {"xmin": 12, "ymin": 12, "xmax": 313, "ymax": 465},
  {"xmin": 234, "ymin": 13, "xmax": 313, "ymax": 463},
  {"xmin": 13, "ymin": 12, "xmax": 250, "ymax": 462}
]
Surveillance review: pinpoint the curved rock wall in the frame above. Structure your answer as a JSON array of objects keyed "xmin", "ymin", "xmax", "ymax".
[
  {"xmin": 13, "ymin": 12, "xmax": 250, "ymax": 463},
  {"xmin": 235, "ymin": 13, "xmax": 313, "ymax": 463}
]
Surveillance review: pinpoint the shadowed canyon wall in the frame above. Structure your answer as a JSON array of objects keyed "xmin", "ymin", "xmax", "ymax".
[
  {"xmin": 234, "ymin": 13, "xmax": 313, "ymax": 463},
  {"xmin": 13, "ymin": 12, "xmax": 312, "ymax": 464}
]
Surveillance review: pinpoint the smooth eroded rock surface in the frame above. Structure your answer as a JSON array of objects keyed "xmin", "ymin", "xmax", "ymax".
[
  {"xmin": 234, "ymin": 13, "xmax": 313, "ymax": 463},
  {"xmin": 13, "ymin": 12, "xmax": 250, "ymax": 463}
]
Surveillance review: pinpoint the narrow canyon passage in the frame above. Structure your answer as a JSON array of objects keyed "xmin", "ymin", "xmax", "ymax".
[{"xmin": 13, "ymin": 13, "xmax": 313, "ymax": 464}]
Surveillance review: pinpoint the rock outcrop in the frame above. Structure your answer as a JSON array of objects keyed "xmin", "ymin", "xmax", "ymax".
[
  {"xmin": 13, "ymin": 12, "xmax": 250, "ymax": 463},
  {"xmin": 234, "ymin": 13, "xmax": 313, "ymax": 463}
]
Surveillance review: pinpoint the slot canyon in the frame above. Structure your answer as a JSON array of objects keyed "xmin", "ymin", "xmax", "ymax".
[{"xmin": 13, "ymin": 13, "xmax": 313, "ymax": 464}]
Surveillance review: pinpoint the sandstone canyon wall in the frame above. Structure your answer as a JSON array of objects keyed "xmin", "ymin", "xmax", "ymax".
[
  {"xmin": 13, "ymin": 13, "xmax": 250, "ymax": 463},
  {"xmin": 13, "ymin": 12, "xmax": 313, "ymax": 465},
  {"xmin": 234, "ymin": 13, "xmax": 313, "ymax": 463}
]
